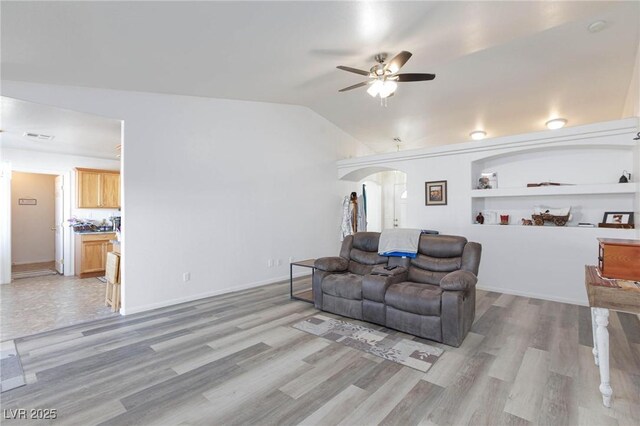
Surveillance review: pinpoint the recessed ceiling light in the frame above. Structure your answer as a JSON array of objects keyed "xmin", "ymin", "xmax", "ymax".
[
  {"xmin": 545, "ymin": 118, "xmax": 567, "ymax": 130},
  {"xmin": 588, "ymin": 20, "xmax": 607, "ymax": 33},
  {"xmin": 470, "ymin": 130, "xmax": 487, "ymax": 140}
]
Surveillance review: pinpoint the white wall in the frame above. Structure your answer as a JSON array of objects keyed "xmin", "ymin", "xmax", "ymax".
[
  {"xmin": 339, "ymin": 118, "xmax": 640, "ymax": 305},
  {"xmin": 1, "ymin": 80, "xmax": 371, "ymax": 313},
  {"xmin": 11, "ymin": 172, "xmax": 56, "ymax": 264},
  {"xmin": 623, "ymin": 43, "xmax": 640, "ymax": 118}
]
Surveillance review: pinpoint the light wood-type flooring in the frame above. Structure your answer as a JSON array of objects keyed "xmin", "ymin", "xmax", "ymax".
[{"xmin": 2, "ymin": 281, "xmax": 639, "ymax": 425}]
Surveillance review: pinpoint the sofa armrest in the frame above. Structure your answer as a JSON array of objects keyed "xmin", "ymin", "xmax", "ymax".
[
  {"xmin": 314, "ymin": 257, "xmax": 349, "ymax": 272},
  {"xmin": 440, "ymin": 270, "xmax": 478, "ymax": 291},
  {"xmin": 363, "ymin": 269, "xmax": 408, "ymax": 302}
]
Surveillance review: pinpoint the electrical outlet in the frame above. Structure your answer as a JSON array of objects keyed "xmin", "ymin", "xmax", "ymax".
[{"xmin": 183, "ymin": 272, "xmax": 191, "ymax": 282}]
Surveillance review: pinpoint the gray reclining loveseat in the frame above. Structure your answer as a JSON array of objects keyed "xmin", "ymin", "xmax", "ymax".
[{"xmin": 312, "ymin": 232, "xmax": 481, "ymax": 347}]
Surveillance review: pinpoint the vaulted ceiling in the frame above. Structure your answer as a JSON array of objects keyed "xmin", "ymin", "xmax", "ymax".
[{"xmin": 1, "ymin": 1, "xmax": 638, "ymax": 153}]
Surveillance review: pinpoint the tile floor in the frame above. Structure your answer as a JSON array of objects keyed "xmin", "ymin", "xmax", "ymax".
[{"xmin": 0, "ymin": 273, "xmax": 118, "ymax": 341}]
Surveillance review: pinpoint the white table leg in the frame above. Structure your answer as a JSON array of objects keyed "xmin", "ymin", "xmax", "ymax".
[
  {"xmin": 591, "ymin": 307, "xmax": 599, "ymax": 366},
  {"xmin": 594, "ymin": 307, "xmax": 612, "ymax": 407}
]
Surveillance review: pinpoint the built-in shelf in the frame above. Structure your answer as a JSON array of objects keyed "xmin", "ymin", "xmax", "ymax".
[
  {"xmin": 471, "ymin": 224, "xmax": 636, "ymax": 231},
  {"xmin": 470, "ymin": 182, "xmax": 637, "ymax": 198}
]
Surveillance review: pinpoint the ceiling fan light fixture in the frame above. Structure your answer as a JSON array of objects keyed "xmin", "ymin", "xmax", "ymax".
[
  {"xmin": 367, "ymin": 80, "xmax": 383, "ymax": 97},
  {"xmin": 470, "ymin": 130, "xmax": 486, "ymax": 140},
  {"xmin": 546, "ymin": 118, "xmax": 567, "ymax": 130},
  {"xmin": 378, "ymin": 81, "xmax": 397, "ymax": 98}
]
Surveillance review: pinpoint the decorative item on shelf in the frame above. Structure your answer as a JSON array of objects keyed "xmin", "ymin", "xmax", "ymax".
[
  {"xmin": 500, "ymin": 215, "xmax": 510, "ymax": 225},
  {"xmin": 476, "ymin": 212, "xmax": 485, "ymax": 224},
  {"xmin": 521, "ymin": 218, "xmax": 533, "ymax": 226},
  {"xmin": 477, "ymin": 172, "xmax": 498, "ymax": 189},
  {"xmin": 483, "ymin": 210, "xmax": 498, "ymax": 225},
  {"xmin": 598, "ymin": 212, "xmax": 634, "ymax": 229},
  {"xmin": 618, "ymin": 171, "xmax": 631, "ymax": 183},
  {"xmin": 425, "ymin": 180, "xmax": 447, "ymax": 206},
  {"xmin": 531, "ymin": 206, "xmax": 571, "ymax": 226}
]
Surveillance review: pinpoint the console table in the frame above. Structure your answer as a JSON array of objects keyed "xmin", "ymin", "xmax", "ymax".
[
  {"xmin": 584, "ymin": 265, "xmax": 640, "ymax": 407},
  {"xmin": 290, "ymin": 259, "xmax": 315, "ymax": 303}
]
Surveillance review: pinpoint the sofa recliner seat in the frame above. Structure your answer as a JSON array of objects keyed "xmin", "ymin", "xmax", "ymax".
[{"xmin": 313, "ymin": 232, "xmax": 481, "ymax": 347}]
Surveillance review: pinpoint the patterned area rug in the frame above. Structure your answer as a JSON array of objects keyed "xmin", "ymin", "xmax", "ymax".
[
  {"xmin": 293, "ymin": 314, "xmax": 443, "ymax": 372},
  {"xmin": 0, "ymin": 340, "xmax": 26, "ymax": 392}
]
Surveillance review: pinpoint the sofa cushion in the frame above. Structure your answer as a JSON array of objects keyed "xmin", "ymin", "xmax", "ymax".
[
  {"xmin": 411, "ymin": 254, "xmax": 461, "ymax": 273},
  {"xmin": 385, "ymin": 282, "xmax": 442, "ymax": 316},
  {"xmin": 352, "ymin": 232, "xmax": 381, "ymax": 252},
  {"xmin": 418, "ymin": 235, "xmax": 467, "ymax": 258},
  {"xmin": 350, "ymin": 248, "xmax": 388, "ymax": 266},
  {"xmin": 322, "ymin": 273, "xmax": 363, "ymax": 300},
  {"xmin": 407, "ymin": 267, "xmax": 448, "ymax": 285}
]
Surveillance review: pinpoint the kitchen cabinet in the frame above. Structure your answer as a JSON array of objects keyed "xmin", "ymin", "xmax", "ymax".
[
  {"xmin": 75, "ymin": 233, "xmax": 115, "ymax": 278},
  {"xmin": 76, "ymin": 168, "xmax": 120, "ymax": 208}
]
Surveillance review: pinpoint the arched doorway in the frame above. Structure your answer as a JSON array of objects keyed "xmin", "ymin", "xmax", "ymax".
[{"xmin": 340, "ymin": 167, "xmax": 408, "ymax": 232}]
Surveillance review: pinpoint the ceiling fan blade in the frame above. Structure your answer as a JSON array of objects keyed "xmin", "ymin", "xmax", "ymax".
[
  {"xmin": 338, "ymin": 81, "xmax": 369, "ymax": 92},
  {"xmin": 336, "ymin": 65, "xmax": 371, "ymax": 76},
  {"xmin": 395, "ymin": 73, "xmax": 436, "ymax": 82},
  {"xmin": 385, "ymin": 51, "xmax": 412, "ymax": 73}
]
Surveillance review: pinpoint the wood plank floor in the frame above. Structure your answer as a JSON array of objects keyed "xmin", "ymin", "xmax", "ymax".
[{"xmin": 2, "ymin": 282, "xmax": 639, "ymax": 425}]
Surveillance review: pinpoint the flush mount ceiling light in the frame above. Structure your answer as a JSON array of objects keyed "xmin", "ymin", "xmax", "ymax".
[
  {"xmin": 588, "ymin": 20, "xmax": 607, "ymax": 33},
  {"xmin": 545, "ymin": 118, "xmax": 567, "ymax": 130},
  {"xmin": 23, "ymin": 132, "xmax": 54, "ymax": 140},
  {"xmin": 469, "ymin": 130, "xmax": 487, "ymax": 140}
]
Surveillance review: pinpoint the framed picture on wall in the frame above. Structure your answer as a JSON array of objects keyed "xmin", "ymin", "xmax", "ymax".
[{"xmin": 425, "ymin": 180, "xmax": 447, "ymax": 206}]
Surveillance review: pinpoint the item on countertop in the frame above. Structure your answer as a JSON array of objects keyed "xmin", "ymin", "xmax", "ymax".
[
  {"xmin": 476, "ymin": 212, "xmax": 485, "ymax": 224},
  {"xmin": 500, "ymin": 215, "xmax": 509, "ymax": 225},
  {"xmin": 619, "ymin": 171, "xmax": 631, "ymax": 183},
  {"xmin": 521, "ymin": 218, "xmax": 533, "ymax": 226},
  {"xmin": 477, "ymin": 172, "xmax": 498, "ymax": 189}
]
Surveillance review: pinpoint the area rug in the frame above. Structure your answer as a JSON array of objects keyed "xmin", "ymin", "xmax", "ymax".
[
  {"xmin": 0, "ymin": 340, "xmax": 26, "ymax": 392},
  {"xmin": 293, "ymin": 314, "xmax": 443, "ymax": 372}
]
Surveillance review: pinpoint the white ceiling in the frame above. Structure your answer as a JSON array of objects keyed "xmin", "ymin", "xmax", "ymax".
[
  {"xmin": 0, "ymin": 97, "xmax": 122, "ymax": 159},
  {"xmin": 1, "ymin": 1, "xmax": 638, "ymax": 153}
]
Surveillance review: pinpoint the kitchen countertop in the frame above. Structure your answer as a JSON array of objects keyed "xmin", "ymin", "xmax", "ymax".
[{"xmin": 74, "ymin": 230, "xmax": 117, "ymax": 234}]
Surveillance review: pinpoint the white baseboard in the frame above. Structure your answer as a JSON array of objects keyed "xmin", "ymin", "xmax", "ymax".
[
  {"xmin": 477, "ymin": 284, "xmax": 588, "ymax": 307},
  {"xmin": 121, "ymin": 271, "xmax": 312, "ymax": 316},
  {"xmin": 12, "ymin": 260, "xmax": 55, "ymax": 266}
]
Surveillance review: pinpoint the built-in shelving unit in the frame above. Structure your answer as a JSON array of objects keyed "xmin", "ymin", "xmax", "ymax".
[
  {"xmin": 470, "ymin": 145, "xmax": 637, "ymax": 227},
  {"xmin": 471, "ymin": 182, "xmax": 636, "ymax": 199}
]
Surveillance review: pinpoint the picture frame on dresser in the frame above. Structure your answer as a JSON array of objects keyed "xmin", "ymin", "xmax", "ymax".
[{"xmin": 425, "ymin": 180, "xmax": 447, "ymax": 206}]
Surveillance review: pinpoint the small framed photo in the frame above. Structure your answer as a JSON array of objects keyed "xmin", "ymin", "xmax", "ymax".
[
  {"xmin": 425, "ymin": 180, "xmax": 447, "ymax": 206},
  {"xmin": 602, "ymin": 212, "xmax": 633, "ymax": 225}
]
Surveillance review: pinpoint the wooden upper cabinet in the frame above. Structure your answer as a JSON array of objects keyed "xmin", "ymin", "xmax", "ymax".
[
  {"xmin": 76, "ymin": 168, "xmax": 121, "ymax": 208},
  {"xmin": 101, "ymin": 173, "xmax": 120, "ymax": 208}
]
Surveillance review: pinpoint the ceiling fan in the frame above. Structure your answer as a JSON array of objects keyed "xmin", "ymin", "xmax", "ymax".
[{"xmin": 337, "ymin": 51, "xmax": 435, "ymax": 100}]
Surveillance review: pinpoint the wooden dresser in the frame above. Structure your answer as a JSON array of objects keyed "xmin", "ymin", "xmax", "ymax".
[{"xmin": 598, "ymin": 238, "xmax": 640, "ymax": 281}]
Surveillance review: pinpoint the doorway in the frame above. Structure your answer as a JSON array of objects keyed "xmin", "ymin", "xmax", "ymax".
[
  {"xmin": 358, "ymin": 170, "xmax": 408, "ymax": 232},
  {"xmin": 10, "ymin": 171, "xmax": 61, "ymax": 280}
]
